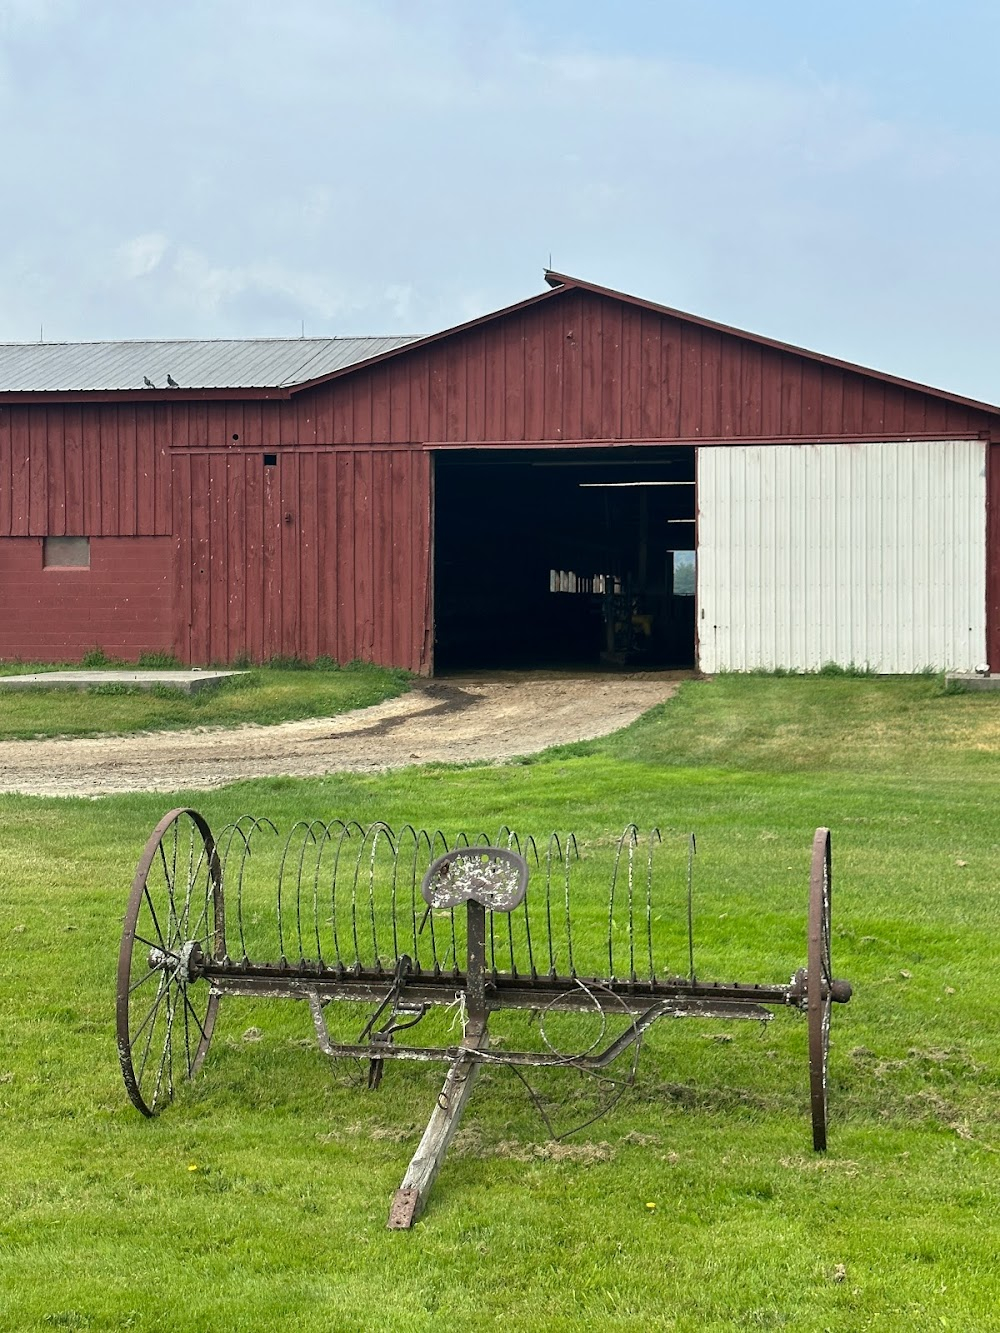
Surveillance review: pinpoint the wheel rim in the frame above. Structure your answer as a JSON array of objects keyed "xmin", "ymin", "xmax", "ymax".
[
  {"xmin": 807, "ymin": 827, "xmax": 832, "ymax": 1150},
  {"xmin": 116, "ymin": 808, "xmax": 224, "ymax": 1116}
]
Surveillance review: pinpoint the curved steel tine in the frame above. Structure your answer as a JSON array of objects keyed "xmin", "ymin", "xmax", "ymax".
[
  {"xmin": 521, "ymin": 893, "xmax": 535, "ymax": 979},
  {"xmin": 427, "ymin": 831, "xmax": 450, "ymax": 971},
  {"xmin": 412, "ymin": 829, "xmax": 434, "ymax": 969},
  {"xmin": 628, "ymin": 833, "xmax": 636, "ymax": 983},
  {"xmin": 609, "ymin": 825, "xmax": 640, "ymax": 982},
  {"xmin": 371, "ymin": 826, "xmax": 387, "ymax": 971},
  {"xmin": 608, "ymin": 821, "xmax": 637, "ymax": 981},
  {"xmin": 277, "ymin": 821, "xmax": 318, "ymax": 965},
  {"xmin": 564, "ymin": 834, "xmax": 576, "ymax": 977},
  {"xmin": 294, "ymin": 820, "xmax": 328, "ymax": 965},
  {"xmin": 227, "ymin": 817, "xmax": 280, "ymax": 964},
  {"xmin": 308, "ymin": 821, "xmax": 339, "ymax": 966},
  {"xmin": 216, "ymin": 818, "xmax": 253, "ymax": 963},
  {"xmin": 390, "ymin": 824, "xmax": 421, "ymax": 965},
  {"xmin": 329, "ymin": 823, "xmax": 359, "ymax": 970},
  {"xmin": 348, "ymin": 823, "xmax": 394, "ymax": 972},
  {"xmin": 646, "ymin": 828, "xmax": 662, "ymax": 987},
  {"xmin": 453, "ymin": 830, "xmax": 471, "ymax": 848},
  {"xmin": 687, "ymin": 832, "xmax": 697, "ymax": 983},
  {"xmin": 566, "ymin": 832, "xmax": 580, "ymax": 861},
  {"xmin": 349, "ymin": 824, "xmax": 392, "ymax": 972},
  {"xmin": 517, "ymin": 835, "xmax": 538, "ymax": 978},
  {"xmin": 367, "ymin": 823, "xmax": 396, "ymax": 971},
  {"xmin": 545, "ymin": 833, "xmax": 562, "ymax": 976}
]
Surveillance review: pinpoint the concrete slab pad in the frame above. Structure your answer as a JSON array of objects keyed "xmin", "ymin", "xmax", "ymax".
[
  {"xmin": 0, "ymin": 669, "xmax": 247, "ymax": 696},
  {"xmin": 945, "ymin": 672, "xmax": 1000, "ymax": 691}
]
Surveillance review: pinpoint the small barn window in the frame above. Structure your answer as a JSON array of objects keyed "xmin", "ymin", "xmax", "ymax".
[
  {"xmin": 263, "ymin": 453, "xmax": 278, "ymax": 467},
  {"xmin": 43, "ymin": 536, "xmax": 90, "ymax": 569},
  {"xmin": 671, "ymin": 550, "xmax": 695, "ymax": 596}
]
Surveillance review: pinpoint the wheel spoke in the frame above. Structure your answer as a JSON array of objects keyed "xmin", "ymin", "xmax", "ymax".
[
  {"xmin": 133, "ymin": 976, "xmax": 170, "ymax": 1093},
  {"xmin": 141, "ymin": 885, "xmax": 169, "ymax": 952},
  {"xmin": 182, "ymin": 987, "xmax": 193, "ymax": 1076},
  {"xmin": 130, "ymin": 975, "xmax": 170, "ymax": 1054},
  {"xmin": 183, "ymin": 991, "xmax": 209, "ymax": 1045},
  {"xmin": 133, "ymin": 933, "xmax": 177, "ymax": 957},
  {"xmin": 159, "ymin": 839, "xmax": 181, "ymax": 948},
  {"xmin": 128, "ymin": 967, "xmax": 164, "ymax": 997}
]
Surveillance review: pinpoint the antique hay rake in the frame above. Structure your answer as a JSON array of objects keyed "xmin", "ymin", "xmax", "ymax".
[{"xmin": 116, "ymin": 810, "xmax": 852, "ymax": 1228}]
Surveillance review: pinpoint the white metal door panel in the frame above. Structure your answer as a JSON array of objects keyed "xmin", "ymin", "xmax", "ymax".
[{"xmin": 697, "ymin": 441, "xmax": 986, "ymax": 673}]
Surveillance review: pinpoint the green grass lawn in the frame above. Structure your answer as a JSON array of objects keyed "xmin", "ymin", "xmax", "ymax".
[
  {"xmin": 3, "ymin": 676, "xmax": 1000, "ymax": 1330},
  {"xmin": 0, "ymin": 659, "xmax": 410, "ymax": 739}
]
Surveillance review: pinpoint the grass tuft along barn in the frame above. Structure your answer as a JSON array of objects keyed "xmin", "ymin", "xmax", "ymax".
[{"xmin": 2, "ymin": 271, "xmax": 999, "ymax": 674}]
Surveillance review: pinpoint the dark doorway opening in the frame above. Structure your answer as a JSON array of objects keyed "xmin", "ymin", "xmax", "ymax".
[{"xmin": 433, "ymin": 447, "xmax": 696, "ymax": 671}]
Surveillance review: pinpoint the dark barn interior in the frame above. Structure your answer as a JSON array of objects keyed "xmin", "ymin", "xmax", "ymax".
[{"xmin": 433, "ymin": 447, "xmax": 696, "ymax": 671}]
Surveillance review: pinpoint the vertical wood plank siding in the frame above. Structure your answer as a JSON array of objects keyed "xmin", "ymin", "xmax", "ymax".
[{"xmin": 171, "ymin": 448, "xmax": 430, "ymax": 671}]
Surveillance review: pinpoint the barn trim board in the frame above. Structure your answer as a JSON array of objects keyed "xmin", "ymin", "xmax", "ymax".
[{"xmin": 2, "ymin": 271, "xmax": 1000, "ymax": 674}]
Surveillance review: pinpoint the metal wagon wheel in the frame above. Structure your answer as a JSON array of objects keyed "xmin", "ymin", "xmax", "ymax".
[
  {"xmin": 807, "ymin": 827, "xmax": 833, "ymax": 1151},
  {"xmin": 116, "ymin": 808, "xmax": 224, "ymax": 1117}
]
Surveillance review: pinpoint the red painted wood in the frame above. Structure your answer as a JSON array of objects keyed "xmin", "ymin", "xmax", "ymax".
[
  {"xmin": 2, "ymin": 284, "xmax": 999, "ymax": 670},
  {"xmin": 0, "ymin": 410, "xmax": 11, "ymax": 535},
  {"xmin": 46, "ymin": 407, "xmax": 65, "ymax": 535},
  {"xmin": 335, "ymin": 450, "xmax": 355, "ymax": 665},
  {"xmin": 28, "ymin": 411, "xmax": 47, "ymax": 535},
  {"xmin": 226, "ymin": 455, "xmax": 246, "ymax": 663},
  {"xmin": 243, "ymin": 452, "xmax": 264, "ymax": 663}
]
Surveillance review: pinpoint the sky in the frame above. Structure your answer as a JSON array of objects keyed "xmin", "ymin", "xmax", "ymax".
[{"xmin": 2, "ymin": 0, "xmax": 1000, "ymax": 402}]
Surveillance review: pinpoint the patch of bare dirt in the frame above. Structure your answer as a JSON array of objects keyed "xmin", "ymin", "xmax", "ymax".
[{"xmin": 0, "ymin": 670, "xmax": 683, "ymax": 798}]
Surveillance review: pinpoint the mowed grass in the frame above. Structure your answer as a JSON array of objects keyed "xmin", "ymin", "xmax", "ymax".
[
  {"xmin": 3, "ymin": 676, "xmax": 1000, "ymax": 1330},
  {"xmin": 0, "ymin": 659, "xmax": 410, "ymax": 739}
]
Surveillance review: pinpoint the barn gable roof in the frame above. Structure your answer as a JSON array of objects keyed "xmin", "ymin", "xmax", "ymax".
[
  {"xmin": 285, "ymin": 271, "xmax": 1000, "ymax": 420},
  {"xmin": 0, "ymin": 335, "xmax": 419, "ymax": 394},
  {"xmin": 0, "ymin": 274, "xmax": 996, "ymax": 422},
  {"xmin": 542, "ymin": 272, "xmax": 1000, "ymax": 418}
]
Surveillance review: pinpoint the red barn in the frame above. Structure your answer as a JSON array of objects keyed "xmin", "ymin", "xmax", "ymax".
[{"xmin": 2, "ymin": 271, "xmax": 1000, "ymax": 674}]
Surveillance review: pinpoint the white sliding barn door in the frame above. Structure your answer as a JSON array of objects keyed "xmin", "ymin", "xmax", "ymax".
[{"xmin": 696, "ymin": 440, "xmax": 986, "ymax": 673}]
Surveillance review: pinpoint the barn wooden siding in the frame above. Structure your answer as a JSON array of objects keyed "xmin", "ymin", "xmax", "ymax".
[
  {"xmin": 297, "ymin": 289, "xmax": 997, "ymax": 446},
  {"xmin": 2, "ymin": 283, "xmax": 1000, "ymax": 670},
  {"xmin": 171, "ymin": 447, "xmax": 431, "ymax": 671},
  {"xmin": 0, "ymin": 403, "xmax": 172, "ymax": 536}
]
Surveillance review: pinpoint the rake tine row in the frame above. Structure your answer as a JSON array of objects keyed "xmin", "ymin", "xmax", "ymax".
[{"xmin": 211, "ymin": 818, "xmax": 595, "ymax": 978}]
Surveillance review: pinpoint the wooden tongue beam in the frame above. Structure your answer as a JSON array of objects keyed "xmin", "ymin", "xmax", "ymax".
[
  {"xmin": 388, "ymin": 898, "xmax": 491, "ymax": 1229},
  {"xmin": 386, "ymin": 1019, "xmax": 488, "ymax": 1229}
]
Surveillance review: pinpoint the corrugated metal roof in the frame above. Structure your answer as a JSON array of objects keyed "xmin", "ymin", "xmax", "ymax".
[{"xmin": 0, "ymin": 335, "xmax": 420, "ymax": 392}]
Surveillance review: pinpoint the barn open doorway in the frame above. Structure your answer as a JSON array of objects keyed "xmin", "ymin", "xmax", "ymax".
[{"xmin": 432, "ymin": 446, "xmax": 696, "ymax": 671}]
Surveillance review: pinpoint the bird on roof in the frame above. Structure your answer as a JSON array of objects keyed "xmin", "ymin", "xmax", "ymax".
[
  {"xmin": 166, "ymin": 374, "xmax": 179, "ymax": 388},
  {"xmin": 143, "ymin": 375, "xmax": 155, "ymax": 388}
]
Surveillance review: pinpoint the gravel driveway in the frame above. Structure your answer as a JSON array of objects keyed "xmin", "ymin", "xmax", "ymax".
[{"xmin": 0, "ymin": 671, "xmax": 682, "ymax": 798}]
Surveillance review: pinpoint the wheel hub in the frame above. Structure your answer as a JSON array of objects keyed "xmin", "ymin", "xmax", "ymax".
[{"xmin": 147, "ymin": 940, "xmax": 203, "ymax": 983}]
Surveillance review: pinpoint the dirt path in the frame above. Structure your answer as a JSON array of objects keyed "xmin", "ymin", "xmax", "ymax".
[{"xmin": 0, "ymin": 672, "xmax": 682, "ymax": 798}]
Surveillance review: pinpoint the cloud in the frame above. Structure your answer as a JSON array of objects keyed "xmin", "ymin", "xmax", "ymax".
[
  {"xmin": 118, "ymin": 233, "xmax": 169, "ymax": 280},
  {"xmin": 1, "ymin": 2, "xmax": 999, "ymax": 398}
]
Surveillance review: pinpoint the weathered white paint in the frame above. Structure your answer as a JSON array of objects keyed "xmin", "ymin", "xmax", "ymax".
[{"xmin": 696, "ymin": 441, "xmax": 987, "ymax": 673}]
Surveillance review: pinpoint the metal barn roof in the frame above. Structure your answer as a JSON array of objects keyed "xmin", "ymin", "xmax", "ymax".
[{"xmin": 0, "ymin": 335, "xmax": 420, "ymax": 392}]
